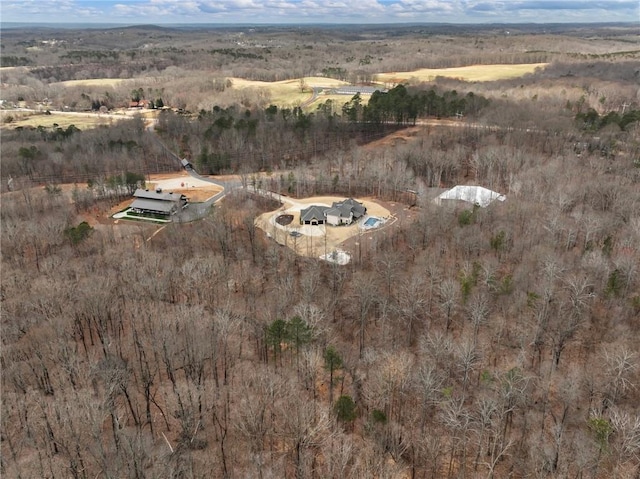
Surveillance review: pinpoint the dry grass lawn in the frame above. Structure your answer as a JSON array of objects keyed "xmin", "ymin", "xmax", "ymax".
[
  {"xmin": 0, "ymin": 111, "xmax": 119, "ymax": 130},
  {"xmin": 229, "ymin": 76, "xmax": 351, "ymax": 107},
  {"xmin": 53, "ymin": 78, "xmax": 133, "ymax": 88},
  {"xmin": 144, "ymin": 172, "xmax": 223, "ymax": 202},
  {"xmin": 1, "ymin": 109, "xmax": 159, "ymax": 131}
]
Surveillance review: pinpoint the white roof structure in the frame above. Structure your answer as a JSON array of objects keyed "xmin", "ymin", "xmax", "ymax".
[
  {"xmin": 435, "ymin": 185, "xmax": 506, "ymax": 207},
  {"xmin": 320, "ymin": 249, "xmax": 351, "ymax": 265}
]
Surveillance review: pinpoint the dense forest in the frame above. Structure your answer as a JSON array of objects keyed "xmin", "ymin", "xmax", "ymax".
[{"xmin": 1, "ymin": 23, "xmax": 640, "ymax": 479}]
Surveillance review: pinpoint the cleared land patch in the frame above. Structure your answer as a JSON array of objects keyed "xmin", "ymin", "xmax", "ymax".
[
  {"xmin": 376, "ymin": 63, "xmax": 547, "ymax": 83},
  {"xmin": 145, "ymin": 174, "xmax": 223, "ymax": 203},
  {"xmin": 229, "ymin": 76, "xmax": 351, "ymax": 108},
  {"xmin": 52, "ymin": 78, "xmax": 133, "ymax": 88},
  {"xmin": 0, "ymin": 111, "xmax": 120, "ymax": 130},
  {"xmin": 255, "ymin": 196, "xmax": 392, "ymax": 259},
  {"xmin": 0, "ymin": 109, "xmax": 158, "ymax": 130}
]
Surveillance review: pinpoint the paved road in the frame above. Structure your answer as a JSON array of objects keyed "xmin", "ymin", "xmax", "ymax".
[
  {"xmin": 300, "ymin": 87, "xmax": 322, "ymax": 108},
  {"xmin": 147, "ymin": 130, "xmax": 245, "ymax": 222},
  {"xmin": 174, "ymin": 168, "xmax": 243, "ymax": 222}
]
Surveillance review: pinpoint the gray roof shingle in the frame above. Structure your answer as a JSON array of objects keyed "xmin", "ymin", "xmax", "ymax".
[
  {"xmin": 300, "ymin": 205, "xmax": 329, "ymax": 222},
  {"xmin": 130, "ymin": 198, "xmax": 176, "ymax": 214}
]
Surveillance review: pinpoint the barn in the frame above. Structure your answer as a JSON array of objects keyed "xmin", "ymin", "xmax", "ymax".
[{"xmin": 130, "ymin": 188, "xmax": 188, "ymax": 216}]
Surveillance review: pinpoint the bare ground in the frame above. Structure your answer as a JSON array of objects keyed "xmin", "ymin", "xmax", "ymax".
[{"xmin": 254, "ymin": 195, "xmax": 396, "ymax": 259}]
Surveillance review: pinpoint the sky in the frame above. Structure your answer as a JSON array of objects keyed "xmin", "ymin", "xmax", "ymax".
[{"xmin": 1, "ymin": 0, "xmax": 639, "ymax": 25}]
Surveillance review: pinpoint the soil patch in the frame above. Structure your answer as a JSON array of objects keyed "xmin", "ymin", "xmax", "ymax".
[
  {"xmin": 173, "ymin": 188, "xmax": 221, "ymax": 202},
  {"xmin": 276, "ymin": 214, "xmax": 294, "ymax": 226}
]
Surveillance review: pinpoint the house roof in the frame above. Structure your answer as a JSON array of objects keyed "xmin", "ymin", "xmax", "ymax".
[
  {"xmin": 330, "ymin": 198, "xmax": 366, "ymax": 218},
  {"xmin": 129, "ymin": 100, "xmax": 150, "ymax": 108},
  {"xmin": 436, "ymin": 186, "xmax": 506, "ymax": 207},
  {"xmin": 130, "ymin": 198, "xmax": 176, "ymax": 214},
  {"xmin": 342, "ymin": 198, "xmax": 366, "ymax": 217},
  {"xmin": 133, "ymin": 188, "xmax": 185, "ymax": 203},
  {"xmin": 300, "ymin": 205, "xmax": 329, "ymax": 222},
  {"xmin": 325, "ymin": 206, "xmax": 349, "ymax": 218}
]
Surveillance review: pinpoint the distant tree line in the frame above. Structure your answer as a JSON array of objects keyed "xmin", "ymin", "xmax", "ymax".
[
  {"xmin": 2, "ymin": 56, "xmax": 31, "ymax": 67},
  {"xmin": 343, "ymin": 85, "xmax": 490, "ymax": 125},
  {"xmin": 1, "ymin": 118, "xmax": 174, "ymax": 186},
  {"xmin": 209, "ymin": 48, "xmax": 266, "ymax": 60},
  {"xmin": 60, "ymin": 50, "xmax": 120, "ymax": 62}
]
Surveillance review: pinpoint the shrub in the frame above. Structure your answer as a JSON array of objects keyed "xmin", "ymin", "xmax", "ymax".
[
  {"xmin": 334, "ymin": 395, "xmax": 357, "ymax": 423},
  {"xmin": 64, "ymin": 221, "xmax": 93, "ymax": 245}
]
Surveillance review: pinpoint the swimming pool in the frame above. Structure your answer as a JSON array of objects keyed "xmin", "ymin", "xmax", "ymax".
[{"xmin": 363, "ymin": 217, "xmax": 383, "ymax": 229}]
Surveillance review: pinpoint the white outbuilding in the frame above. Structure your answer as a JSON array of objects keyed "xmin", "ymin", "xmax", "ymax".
[{"xmin": 435, "ymin": 185, "xmax": 506, "ymax": 208}]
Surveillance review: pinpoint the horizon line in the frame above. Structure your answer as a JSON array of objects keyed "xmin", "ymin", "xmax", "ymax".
[{"xmin": 2, "ymin": 20, "xmax": 638, "ymax": 28}]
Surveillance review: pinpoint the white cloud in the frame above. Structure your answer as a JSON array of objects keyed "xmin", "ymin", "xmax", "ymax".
[
  {"xmin": 2, "ymin": 0, "xmax": 103, "ymax": 19},
  {"xmin": 1, "ymin": 0, "xmax": 637, "ymax": 23}
]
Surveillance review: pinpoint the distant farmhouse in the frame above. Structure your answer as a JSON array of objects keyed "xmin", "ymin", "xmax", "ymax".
[
  {"xmin": 300, "ymin": 198, "xmax": 367, "ymax": 226},
  {"xmin": 128, "ymin": 99, "xmax": 152, "ymax": 109},
  {"xmin": 130, "ymin": 188, "xmax": 188, "ymax": 216}
]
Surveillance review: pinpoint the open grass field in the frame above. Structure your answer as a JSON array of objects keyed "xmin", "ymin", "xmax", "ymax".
[
  {"xmin": 53, "ymin": 78, "xmax": 133, "ymax": 88},
  {"xmin": 375, "ymin": 63, "xmax": 548, "ymax": 83},
  {"xmin": 0, "ymin": 109, "xmax": 158, "ymax": 130},
  {"xmin": 231, "ymin": 76, "xmax": 352, "ymax": 107},
  {"xmin": 0, "ymin": 110, "xmax": 119, "ymax": 130},
  {"xmin": 231, "ymin": 76, "xmax": 349, "ymax": 90},
  {"xmin": 230, "ymin": 65, "xmax": 545, "ymax": 108}
]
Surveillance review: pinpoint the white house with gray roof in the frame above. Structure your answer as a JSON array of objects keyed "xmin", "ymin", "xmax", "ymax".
[
  {"xmin": 325, "ymin": 198, "xmax": 367, "ymax": 226},
  {"xmin": 300, "ymin": 205, "xmax": 329, "ymax": 225},
  {"xmin": 300, "ymin": 198, "xmax": 367, "ymax": 226}
]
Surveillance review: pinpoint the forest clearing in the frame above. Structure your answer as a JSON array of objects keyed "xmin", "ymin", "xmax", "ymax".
[{"xmin": 254, "ymin": 195, "xmax": 395, "ymax": 258}]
